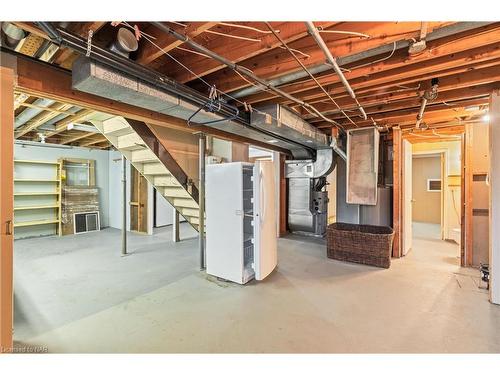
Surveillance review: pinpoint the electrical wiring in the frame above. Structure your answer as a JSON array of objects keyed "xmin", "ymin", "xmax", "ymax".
[
  {"xmin": 264, "ymin": 22, "xmax": 351, "ymax": 129},
  {"xmin": 204, "ymin": 29, "xmax": 261, "ymax": 43},
  {"xmin": 175, "ymin": 46, "xmax": 211, "ymax": 58},
  {"xmin": 278, "ymin": 46, "xmax": 310, "ymax": 59},
  {"xmin": 344, "ymin": 41, "xmax": 397, "ymax": 72},
  {"xmin": 316, "ymin": 27, "xmax": 370, "ymax": 39},
  {"xmin": 145, "ymin": 22, "xmax": 345, "ymax": 131},
  {"xmin": 218, "ymin": 22, "xmax": 279, "ymax": 34},
  {"xmin": 126, "ymin": 23, "xmax": 290, "ymax": 131}
]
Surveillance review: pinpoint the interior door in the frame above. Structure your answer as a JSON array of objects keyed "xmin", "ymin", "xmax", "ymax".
[
  {"xmin": 402, "ymin": 139, "xmax": 413, "ymax": 256},
  {"xmin": 253, "ymin": 160, "xmax": 278, "ymax": 280},
  {"xmin": 0, "ymin": 67, "xmax": 14, "ymax": 352},
  {"xmin": 130, "ymin": 166, "xmax": 148, "ymax": 233}
]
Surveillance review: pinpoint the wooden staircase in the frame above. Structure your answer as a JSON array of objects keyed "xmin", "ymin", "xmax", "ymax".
[{"xmin": 92, "ymin": 116, "xmax": 200, "ymax": 231}]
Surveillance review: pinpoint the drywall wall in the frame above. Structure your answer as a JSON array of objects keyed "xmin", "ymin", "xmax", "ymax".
[
  {"xmin": 412, "ymin": 141, "xmax": 461, "ymax": 241},
  {"xmin": 212, "ymin": 137, "xmax": 249, "ymax": 163},
  {"xmin": 211, "ymin": 137, "xmax": 232, "ymax": 162},
  {"xmin": 108, "ymin": 151, "xmax": 125, "ymax": 230},
  {"xmin": 14, "ymin": 143, "xmax": 112, "ymax": 238},
  {"xmin": 412, "ymin": 156, "xmax": 441, "ymax": 224}
]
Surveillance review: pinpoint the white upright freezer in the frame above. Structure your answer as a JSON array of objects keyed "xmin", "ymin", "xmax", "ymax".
[{"xmin": 206, "ymin": 161, "xmax": 278, "ymax": 284}]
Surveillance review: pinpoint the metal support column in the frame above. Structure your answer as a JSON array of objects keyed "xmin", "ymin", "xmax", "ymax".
[
  {"xmin": 198, "ymin": 133, "xmax": 206, "ymax": 270},
  {"xmin": 121, "ymin": 155, "xmax": 127, "ymax": 256},
  {"xmin": 173, "ymin": 209, "xmax": 180, "ymax": 243}
]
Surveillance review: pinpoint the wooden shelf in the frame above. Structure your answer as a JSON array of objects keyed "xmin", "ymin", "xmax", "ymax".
[
  {"xmin": 14, "ymin": 192, "xmax": 60, "ymax": 196},
  {"xmin": 14, "ymin": 159, "xmax": 63, "ymax": 237},
  {"xmin": 14, "ymin": 219, "xmax": 60, "ymax": 228},
  {"xmin": 14, "ymin": 179, "xmax": 59, "ymax": 182},
  {"xmin": 14, "ymin": 205, "xmax": 59, "ymax": 211},
  {"xmin": 14, "ymin": 160, "xmax": 60, "ymax": 165}
]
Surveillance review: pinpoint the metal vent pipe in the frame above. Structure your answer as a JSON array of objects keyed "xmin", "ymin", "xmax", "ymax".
[
  {"xmin": 232, "ymin": 22, "xmax": 493, "ymax": 99},
  {"xmin": 305, "ymin": 21, "xmax": 367, "ymax": 121}
]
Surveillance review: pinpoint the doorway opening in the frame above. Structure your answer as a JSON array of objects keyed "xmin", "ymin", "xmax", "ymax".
[
  {"xmin": 401, "ymin": 138, "xmax": 462, "ymax": 266},
  {"xmin": 412, "ymin": 153, "xmax": 444, "ymax": 241}
]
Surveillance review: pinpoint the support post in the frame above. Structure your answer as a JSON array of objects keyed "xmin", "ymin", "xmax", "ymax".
[
  {"xmin": 0, "ymin": 67, "xmax": 14, "ymax": 353},
  {"xmin": 392, "ymin": 126, "xmax": 402, "ymax": 258},
  {"xmin": 122, "ymin": 155, "xmax": 127, "ymax": 256},
  {"xmin": 199, "ymin": 133, "xmax": 206, "ymax": 270},
  {"xmin": 173, "ymin": 209, "xmax": 180, "ymax": 243},
  {"xmin": 489, "ymin": 89, "xmax": 500, "ymax": 304}
]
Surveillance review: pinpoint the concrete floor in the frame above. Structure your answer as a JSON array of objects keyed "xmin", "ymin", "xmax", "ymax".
[{"xmin": 14, "ymin": 222, "xmax": 500, "ymax": 353}]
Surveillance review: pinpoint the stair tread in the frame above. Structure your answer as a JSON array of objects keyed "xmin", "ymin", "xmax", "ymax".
[{"xmin": 98, "ymin": 116, "xmax": 201, "ymax": 233}]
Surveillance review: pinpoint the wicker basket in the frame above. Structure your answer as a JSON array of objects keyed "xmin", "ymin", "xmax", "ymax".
[{"xmin": 327, "ymin": 222, "xmax": 394, "ymax": 268}]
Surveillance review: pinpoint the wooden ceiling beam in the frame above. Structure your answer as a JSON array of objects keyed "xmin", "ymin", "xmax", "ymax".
[
  {"xmin": 321, "ymin": 97, "xmax": 488, "ymax": 128},
  {"xmin": 330, "ymin": 98, "xmax": 488, "ymax": 124},
  {"xmin": 53, "ymin": 22, "xmax": 107, "ymax": 68},
  {"xmin": 282, "ymin": 58, "xmax": 500, "ymax": 109},
  {"xmin": 15, "ymin": 103, "xmax": 73, "ymax": 138},
  {"xmin": 306, "ymin": 82, "xmax": 498, "ymax": 121},
  {"xmin": 12, "ymin": 22, "xmax": 48, "ymax": 40},
  {"xmin": 246, "ymin": 26, "xmax": 500, "ymax": 106},
  {"xmin": 60, "ymin": 130, "xmax": 96, "ymax": 145},
  {"xmin": 14, "ymin": 93, "xmax": 30, "ymax": 110},
  {"xmin": 193, "ymin": 22, "xmax": 452, "ymax": 94},
  {"xmin": 79, "ymin": 135, "xmax": 108, "ymax": 147},
  {"xmin": 45, "ymin": 109, "xmax": 95, "ymax": 138},
  {"xmin": 164, "ymin": 22, "xmax": 337, "ymax": 83},
  {"xmin": 136, "ymin": 22, "xmax": 217, "ymax": 66},
  {"xmin": 311, "ymin": 84, "xmax": 496, "ymax": 123},
  {"xmin": 11, "ymin": 54, "xmax": 289, "ymax": 154}
]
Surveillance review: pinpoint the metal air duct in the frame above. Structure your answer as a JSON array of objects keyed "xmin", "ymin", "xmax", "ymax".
[
  {"xmin": 108, "ymin": 27, "xmax": 138, "ymax": 58},
  {"xmin": 1, "ymin": 22, "xmax": 26, "ymax": 48},
  {"xmin": 72, "ymin": 56, "xmax": 322, "ymax": 158}
]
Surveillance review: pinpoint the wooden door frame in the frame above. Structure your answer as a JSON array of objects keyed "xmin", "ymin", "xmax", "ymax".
[
  {"xmin": 0, "ymin": 67, "xmax": 14, "ymax": 353},
  {"xmin": 392, "ymin": 127, "xmax": 402, "ymax": 258},
  {"xmin": 394, "ymin": 127, "xmax": 466, "ymax": 265},
  {"xmin": 401, "ymin": 139, "xmax": 415, "ymax": 256},
  {"xmin": 463, "ymin": 123, "xmax": 474, "ymax": 266}
]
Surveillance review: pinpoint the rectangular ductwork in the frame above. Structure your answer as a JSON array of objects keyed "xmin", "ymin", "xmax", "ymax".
[
  {"xmin": 72, "ymin": 57, "xmax": 328, "ymax": 158},
  {"xmin": 250, "ymin": 104, "xmax": 328, "ymax": 148}
]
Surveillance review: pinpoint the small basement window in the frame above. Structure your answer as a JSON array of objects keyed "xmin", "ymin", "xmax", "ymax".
[{"xmin": 427, "ymin": 179, "xmax": 442, "ymax": 192}]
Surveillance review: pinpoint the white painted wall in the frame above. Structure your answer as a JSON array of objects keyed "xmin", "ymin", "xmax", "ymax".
[
  {"xmin": 412, "ymin": 141, "xmax": 461, "ymax": 240},
  {"xmin": 155, "ymin": 189, "xmax": 173, "ymax": 226},
  {"xmin": 14, "ymin": 143, "xmax": 112, "ymax": 230},
  {"xmin": 108, "ymin": 151, "xmax": 125, "ymax": 230}
]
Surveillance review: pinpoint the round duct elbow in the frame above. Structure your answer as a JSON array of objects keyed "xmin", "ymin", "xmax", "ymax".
[
  {"xmin": 108, "ymin": 27, "xmax": 138, "ymax": 58},
  {"xmin": 1, "ymin": 22, "xmax": 26, "ymax": 48}
]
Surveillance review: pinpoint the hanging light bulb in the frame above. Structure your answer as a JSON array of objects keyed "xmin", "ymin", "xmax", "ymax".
[
  {"xmin": 483, "ymin": 114, "xmax": 490, "ymax": 123},
  {"xmin": 38, "ymin": 132, "xmax": 46, "ymax": 144}
]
